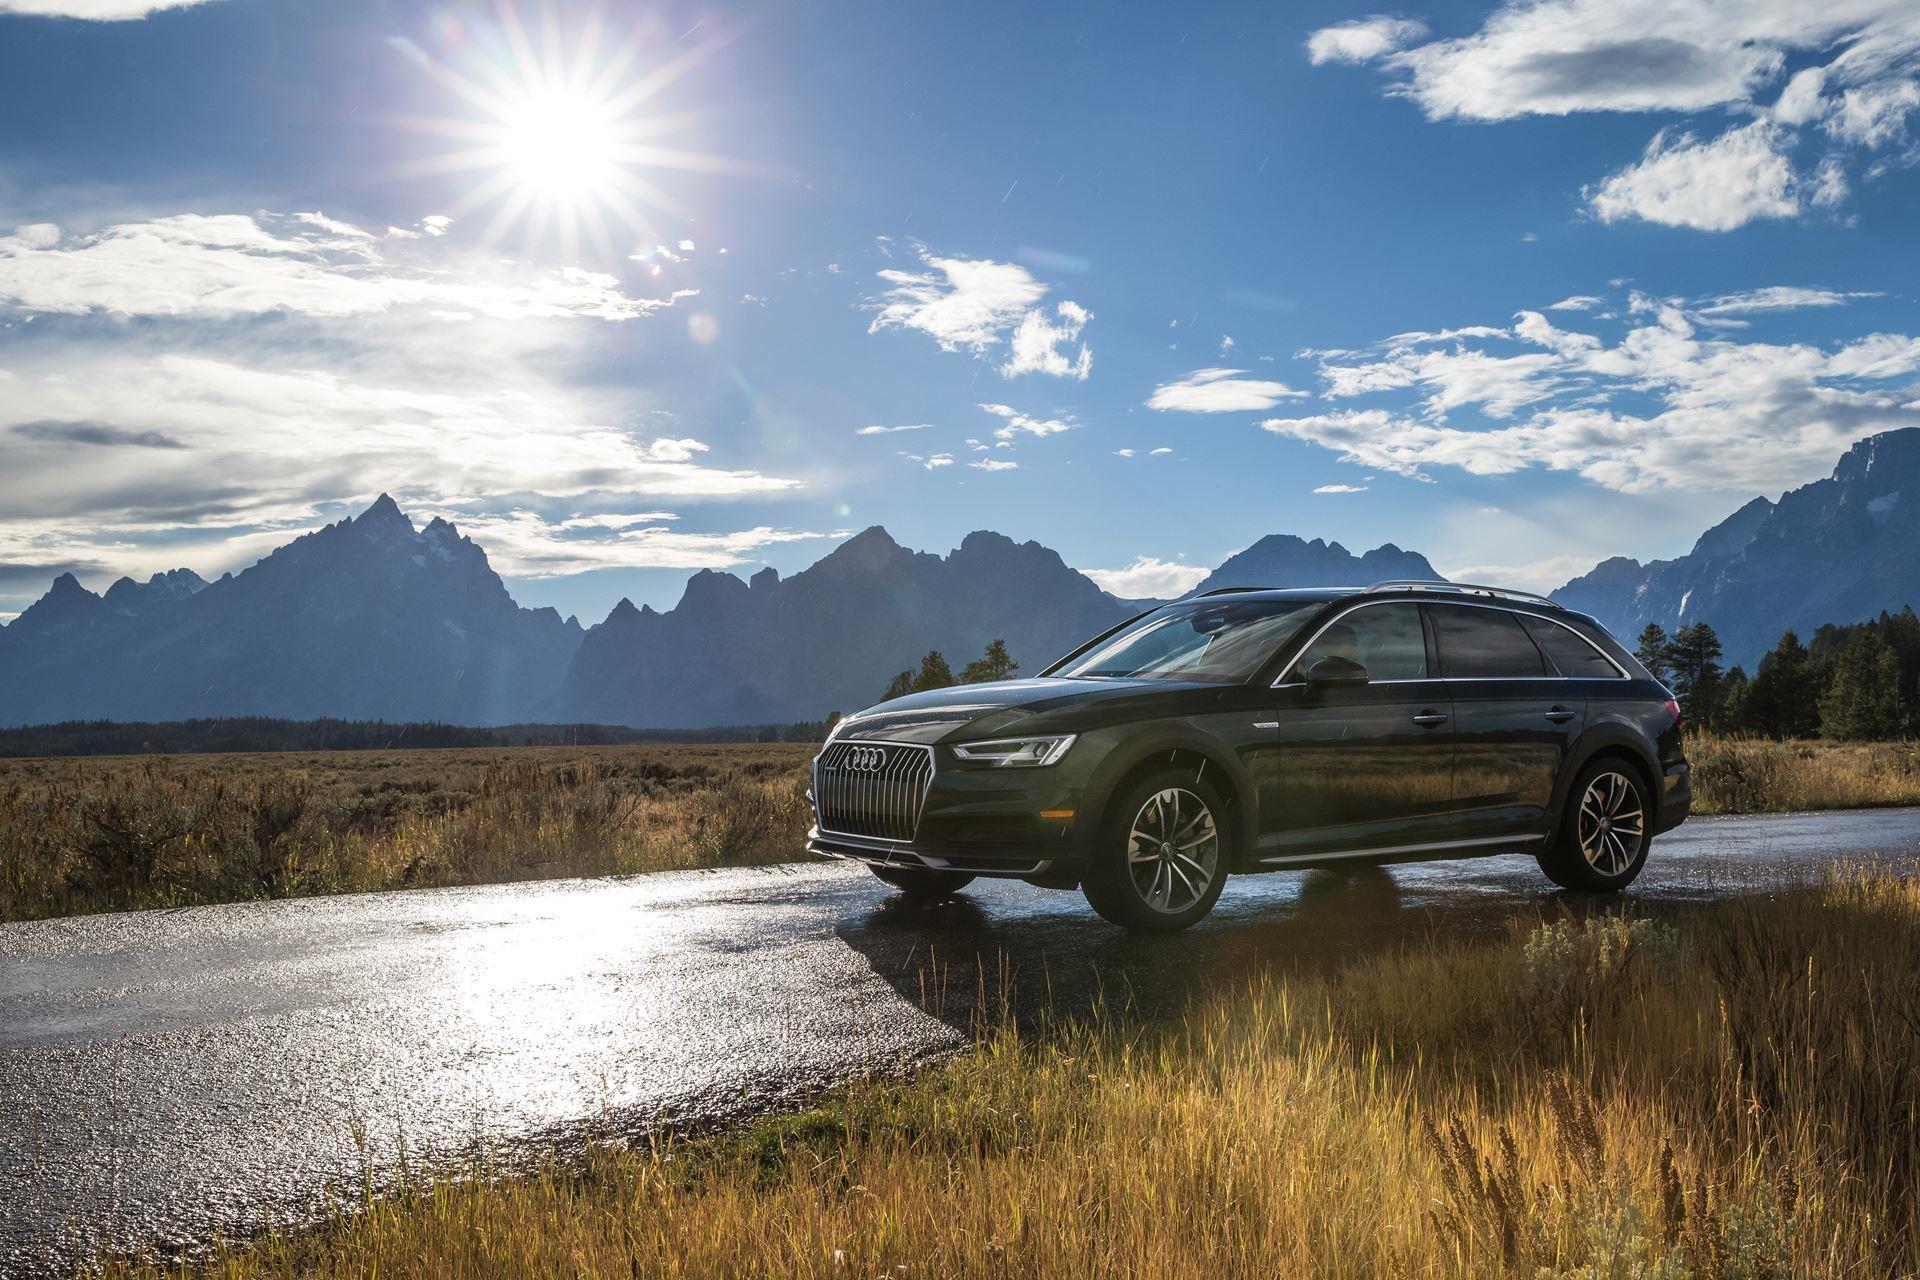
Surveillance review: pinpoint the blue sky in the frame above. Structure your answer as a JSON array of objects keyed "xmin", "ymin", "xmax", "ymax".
[{"xmin": 1, "ymin": 0, "xmax": 1918, "ymax": 622}]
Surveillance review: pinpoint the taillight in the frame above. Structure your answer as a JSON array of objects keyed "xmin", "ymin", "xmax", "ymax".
[{"xmin": 1663, "ymin": 698, "xmax": 1683, "ymax": 728}]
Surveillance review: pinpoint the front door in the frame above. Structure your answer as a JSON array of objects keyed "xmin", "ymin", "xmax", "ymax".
[{"xmin": 1267, "ymin": 601, "xmax": 1455, "ymax": 859}]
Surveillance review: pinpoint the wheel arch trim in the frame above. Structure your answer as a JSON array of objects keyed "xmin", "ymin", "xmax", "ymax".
[
  {"xmin": 1079, "ymin": 731, "xmax": 1257, "ymax": 861},
  {"xmin": 1545, "ymin": 726, "xmax": 1662, "ymax": 844}
]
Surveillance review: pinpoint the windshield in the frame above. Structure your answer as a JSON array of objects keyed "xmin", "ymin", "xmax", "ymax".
[{"xmin": 1051, "ymin": 599, "xmax": 1322, "ymax": 683}]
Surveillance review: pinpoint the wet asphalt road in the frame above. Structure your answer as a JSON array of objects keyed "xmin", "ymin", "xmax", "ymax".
[{"xmin": 5, "ymin": 808, "xmax": 1920, "ymax": 1275}]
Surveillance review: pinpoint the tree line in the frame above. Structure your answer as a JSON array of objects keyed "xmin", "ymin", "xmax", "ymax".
[
  {"xmin": 0, "ymin": 716, "xmax": 834, "ymax": 758},
  {"xmin": 880, "ymin": 639, "xmax": 1020, "ymax": 701},
  {"xmin": 1634, "ymin": 607, "xmax": 1920, "ymax": 740}
]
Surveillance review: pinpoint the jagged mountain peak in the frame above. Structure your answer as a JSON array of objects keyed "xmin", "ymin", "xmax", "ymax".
[
  {"xmin": 812, "ymin": 525, "xmax": 913, "ymax": 578},
  {"xmin": 1190, "ymin": 533, "xmax": 1443, "ymax": 596},
  {"xmin": 1552, "ymin": 427, "xmax": 1920, "ymax": 667},
  {"xmin": 353, "ymin": 492, "xmax": 414, "ymax": 538},
  {"xmin": 102, "ymin": 568, "xmax": 207, "ymax": 616}
]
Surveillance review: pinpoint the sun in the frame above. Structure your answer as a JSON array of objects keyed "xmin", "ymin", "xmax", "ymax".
[
  {"xmin": 498, "ymin": 87, "xmax": 621, "ymax": 200},
  {"xmin": 398, "ymin": 7, "xmax": 730, "ymax": 259}
]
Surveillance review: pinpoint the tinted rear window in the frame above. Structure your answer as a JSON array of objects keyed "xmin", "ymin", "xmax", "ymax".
[
  {"xmin": 1431, "ymin": 604, "xmax": 1547, "ymax": 679},
  {"xmin": 1518, "ymin": 614, "xmax": 1620, "ymax": 678}
]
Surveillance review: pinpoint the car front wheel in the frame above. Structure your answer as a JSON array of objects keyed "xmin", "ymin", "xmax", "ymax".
[{"xmin": 1081, "ymin": 768, "xmax": 1229, "ymax": 932}]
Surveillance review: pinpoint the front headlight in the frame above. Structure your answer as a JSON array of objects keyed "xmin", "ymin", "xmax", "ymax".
[{"xmin": 949, "ymin": 734, "xmax": 1076, "ymax": 767}]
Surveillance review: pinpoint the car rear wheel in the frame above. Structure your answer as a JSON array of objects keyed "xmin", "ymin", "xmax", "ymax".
[
  {"xmin": 868, "ymin": 865, "xmax": 975, "ymax": 899},
  {"xmin": 1538, "ymin": 758, "xmax": 1652, "ymax": 891},
  {"xmin": 1082, "ymin": 768, "xmax": 1228, "ymax": 932}
]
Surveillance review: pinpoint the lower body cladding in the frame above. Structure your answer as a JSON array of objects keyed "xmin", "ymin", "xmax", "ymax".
[{"xmin": 807, "ymin": 764, "xmax": 1088, "ymax": 884}]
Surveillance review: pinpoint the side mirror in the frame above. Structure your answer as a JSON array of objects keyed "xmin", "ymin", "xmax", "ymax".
[{"xmin": 1306, "ymin": 655, "xmax": 1370, "ymax": 687}]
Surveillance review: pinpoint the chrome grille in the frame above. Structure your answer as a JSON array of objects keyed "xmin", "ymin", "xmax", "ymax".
[{"xmin": 814, "ymin": 741, "xmax": 933, "ymax": 841}]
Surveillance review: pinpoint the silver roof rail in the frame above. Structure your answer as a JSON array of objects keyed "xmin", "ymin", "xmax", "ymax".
[{"xmin": 1364, "ymin": 579, "xmax": 1563, "ymax": 609}]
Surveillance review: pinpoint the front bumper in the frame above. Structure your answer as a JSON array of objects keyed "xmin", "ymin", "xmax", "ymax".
[{"xmin": 807, "ymin": 764, "xmax": 1090, "ymax": 878}]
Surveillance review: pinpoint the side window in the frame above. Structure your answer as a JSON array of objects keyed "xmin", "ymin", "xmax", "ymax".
[
  {"xmin": 1294, "ymin": 603, "xmax": 1427, "ymax": 680},
  {"xmin": 1430, "ymin": 604, "xmax": 1547, "ymax": 678},
  {"xmin": 1519, "ymin": 614, "xmax": 1621, "ymax": 678}
]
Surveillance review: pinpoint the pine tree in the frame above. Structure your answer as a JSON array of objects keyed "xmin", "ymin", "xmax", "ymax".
[
  {"xmin": 1717, "ymin": 666, "xmax": 1752, "ymax": 733},
  {"xmin": 1749, "ymin": 629, "xmax": 1822, "ymax": 738},
  {"xmin": 1634, "ymin": 623, "xmax": 1673, "ymax": 684},
  {"xmin": 881, "ymin": 669, "xmax": 914, "ymax": 701},
  {"xmin": 1666, "ymin": 621, "xmax": 1725, "ymax": 725},
  {"xmin": 911, "ymin": 650, "xmax": 955, "ymax": 692},
  {"xmin": 1820, "ymin": 631, "xmax": 1904, "ymax": 740},
  {"xmin": 961, "ymin": 638, "xmax": 1019, "ymax": 684}
]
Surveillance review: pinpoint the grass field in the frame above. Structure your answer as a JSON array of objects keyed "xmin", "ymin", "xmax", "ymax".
[
  {"xmin": 6, "ymin": 732, "xmax": 1920, "ymax": 923},
  {"xmin": 88, "ymin": 862, "xmax": 1920, "ymax": 1279},
  {"xmin": 0, "ymin": 743, "xmax": 813, "ymax": 922}
]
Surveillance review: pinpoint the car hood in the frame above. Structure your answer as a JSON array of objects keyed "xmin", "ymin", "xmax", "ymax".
[{"xmin": 830, "ymin": 677, "xmax": 1220, "ymax": 745}]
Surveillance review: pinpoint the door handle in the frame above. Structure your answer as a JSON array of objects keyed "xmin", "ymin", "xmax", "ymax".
[
  {"xmin": 1544, "ymin": 707, "xmax": 1576, "ymax": 723},
  {"xmin": 1411, "ymin": 711, "xmax": 1449, "ymax": 727}
]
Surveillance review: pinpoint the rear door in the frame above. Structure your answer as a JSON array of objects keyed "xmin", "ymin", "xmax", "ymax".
[
  {"xmin": 1428, "ymin": 603, "xmax": 1584, "ymax": 846},
  {"xmin": 1268, "ymin": 601, "xmax": 1455, "ymax": 858}
]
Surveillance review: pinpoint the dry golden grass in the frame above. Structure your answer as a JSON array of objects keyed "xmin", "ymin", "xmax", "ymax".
[
  {"xmin": 8, "ymin": 732, "xmax": 1920, "ymax": 922},
  {"xmin": 0, "ymin": 744, "xmax": 814, "ymax": 922},
  {"xmin": 1687, "ymin": 732, "xmax": 1920, "ymax": 814},
  {"xmin": 95, "ymin": 864, "xmax": 1920, "ymax": 1280}
]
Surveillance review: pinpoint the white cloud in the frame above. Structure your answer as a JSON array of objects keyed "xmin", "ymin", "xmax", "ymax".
[
  {"xmin": 1266, "ymin": 297, "xmax": 1920, "ymax": 494},
  {"xmin": 969, "ymin": 458, "xmax": 1018, "ymax": 472},
  {"xmin": 1114, "ymin": 448, "xmax": 1137, "ymax": 458},
  {"xmin": 1078, "ymin": 555, "xmax": 1209, "ymax": 599},
  {"xmin": 1150, "ymin": 447, "xmax": 1174, "ymax": 456},
  {"xmin": 1147, "ymin": 367, "xmax": 1309, "ymax": 413},
  {"xmin": 1438, "ymin": 552, "xmax": 1610, "ymax": 595},
  {"xmin": 426, "ymin": 511, "xmax": 841, "ymax": 579},
  {"xmin": 1002, "ymin": 300, "xmax": 1092, "ymax": 380},
  {"xmin": 1549, "ymin": 295, "xmax": 1604, "ymax": 311},
  {"xmin": 1809, "ymin": 155, "xmax": 1850, "ymax": 209},
  {"xmin": 0, "ymin": 213, "xmax": 681, "ymax": 321},
  {"xmin": 1313, "ymin": 484, "xmax": 1370, "ymax": 494},
  {"xmin": 866, "ymin": 244, "xmax": 1093, "ymax": 378},
  {"xmin": 1827, "ymin": 78, "xmax": 1920, "ymax": 146},
  {"xmin": 856, "ymin": 423, "xmax": 930, "ymax": 435},
  {"xmin": 1305, "ymin": 15, "xmax": 1429, "ymax": 66},
  {"xmin": 1690, "ymin": 285, "xmax": 1880, "ymax": 317},
  {"xmin": 0, "ymin": 0, "xmax": 220, "ymax": 16},
  {"xmin": 979, "ymin": 402, "xmax": 1080, "ymax": 439},
  {"xmin": 1584, "ymin": 122, "xmax": 1800, "ymax": 231},
  {"xmin": 1350, "ymin": 1, "xmax": 1917, "ymax": 123},
  {"xmin": 867, "ymin": 249, "xmax": 1043, "ymax": 353},
  {"xmin": 1309, "ymin": 0, "xmax": 1920, "ymax": 225},
  {"xmin": 898, "ymin": 451, "xmax": 954, "ymax": 470},
  {"xmin": 1316, "ymin": 339, "xmax": 1566, "ymax": 420},
  {"xmin": 1773, "ymin": 66, "xmax": 1830, "ymax": 125}
]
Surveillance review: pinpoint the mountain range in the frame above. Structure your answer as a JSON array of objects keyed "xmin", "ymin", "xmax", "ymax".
[
  {"xmin": 7, "ymin": 427, "xmax": 1920, "ymax": 728},
  {"xmin": 1551, "ymin": 430, "xmax": 1920, "ymax": 668},
  {"xmin": 0, "ymin": 506, "xmax": 1441, "ymax": 728}
]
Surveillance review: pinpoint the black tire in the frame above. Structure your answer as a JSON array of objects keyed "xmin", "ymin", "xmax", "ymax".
[
  {"xmin": 868, "ymin": 865, "xmax": 976, "ymax": 899},
  {"xmin": 1538, "ymin": 756, "xmax": 1653, "ymax": 891},
  {"xmin": 1081, "ymin": 767, "xmax": 1230, "ymax": 932}
]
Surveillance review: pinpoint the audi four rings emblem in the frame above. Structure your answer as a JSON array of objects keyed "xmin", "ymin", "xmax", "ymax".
[{"xmin": 841, "ymin": 746, "xmax": 887, "ymax": 771}]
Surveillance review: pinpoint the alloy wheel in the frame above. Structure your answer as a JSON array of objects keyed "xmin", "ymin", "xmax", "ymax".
[
  {"xmin": 1126, "ymin": 787, "xmax": 1220, "ymax": 914},
  {"xmin": 1577, "ymin": 770, "xmax": 1645, "ymax": 876}
]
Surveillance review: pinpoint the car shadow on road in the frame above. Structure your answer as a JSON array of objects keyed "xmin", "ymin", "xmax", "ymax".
[
  {"xmin": 834, "ymin": 865, "xmax": 1431, "ymax": 1037},
  {"xmin": 830, "ymin": 859, "xmax": 1739, "ymax": 1040}
]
